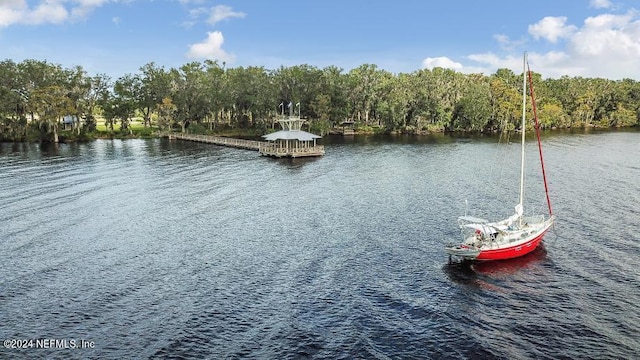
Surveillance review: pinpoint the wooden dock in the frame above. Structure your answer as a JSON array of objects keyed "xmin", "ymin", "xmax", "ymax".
[
  {"xmin": 166, "ymin": 133, "xmax": 262, "ymax": 150},
  {"xmin": 165, "ymin": 132, "xmax": 325, "ymax": 158}
]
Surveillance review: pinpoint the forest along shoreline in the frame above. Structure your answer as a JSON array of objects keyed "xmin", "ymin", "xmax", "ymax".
[{"xmin": 2, "ymin": 59, "xmax": 640, "ymax": 143}]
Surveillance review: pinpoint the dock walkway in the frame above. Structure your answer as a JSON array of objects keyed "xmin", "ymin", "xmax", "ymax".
[
  {"xmin": 166, "ymin": 132, "xmax": 325, "ymax": 158},
  {"xmin": 166, "ymin": 133, "xmax": 262, "ymax": 150}
]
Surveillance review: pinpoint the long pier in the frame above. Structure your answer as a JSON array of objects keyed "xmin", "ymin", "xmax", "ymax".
[
  {"xmin": 166, "ymin": 132, "xmax": 325, "ymax": 158},
  {"xmin": 166, "ymin": 133, "xmax": 262, "ymax": 150}
]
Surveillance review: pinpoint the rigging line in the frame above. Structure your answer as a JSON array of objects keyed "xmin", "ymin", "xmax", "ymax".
[
  {"xmin": 500, "ymin": 134, "xmax": 515, "ymax": 208},
  {"xmin": 526, "ymin": 61, "xmax": 553, "ymax": 216},
  {"xmin": 485, "ymin": 116, "xmax": 515, "ymax": 220},
  {"xmin": 493, "ymin": 89, "xmax": 517, "ymax": 217},
  {"xmin": 545, "ymin": 220, "xmax": 560, "ymax": 247}
]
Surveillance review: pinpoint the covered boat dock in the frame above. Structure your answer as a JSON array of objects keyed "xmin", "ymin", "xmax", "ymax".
[{"xmin": 259, "ymin": 114, "xmax": 324, "ymax": 158}]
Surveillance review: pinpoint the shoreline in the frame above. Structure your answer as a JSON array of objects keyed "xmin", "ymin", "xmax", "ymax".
[{"xmin": 2, "ymin": 125, "xmax": 639, "ymax": 144}]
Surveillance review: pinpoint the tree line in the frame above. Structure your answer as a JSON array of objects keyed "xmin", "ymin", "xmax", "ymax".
[{"xmin": 1, "ymin": 58, "xmax": 639, "ymax": 142}]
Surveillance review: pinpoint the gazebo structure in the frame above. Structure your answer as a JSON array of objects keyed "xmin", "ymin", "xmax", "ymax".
[{"xmin": 259, "ymin": 104, "xmax": 325, "ymax": 158}]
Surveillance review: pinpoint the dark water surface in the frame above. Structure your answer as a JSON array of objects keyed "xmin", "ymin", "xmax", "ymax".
[{"xmin": 1, "ymin": 131, "xmax": 639, "ymax": 359}]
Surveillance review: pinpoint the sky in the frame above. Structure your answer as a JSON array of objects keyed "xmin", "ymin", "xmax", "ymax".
[{"xmin": 2, "ymin": 0, "xmax": 640, "ymax": 80}]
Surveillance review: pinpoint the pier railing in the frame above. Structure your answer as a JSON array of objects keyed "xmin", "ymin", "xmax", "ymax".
[
  {"xmin": 166, "ymin": 133, "xmax": 262, "ymax": 150},
  {"xmin": 258, "ymin": 143, "xmax": 325, "ymax": 158}
]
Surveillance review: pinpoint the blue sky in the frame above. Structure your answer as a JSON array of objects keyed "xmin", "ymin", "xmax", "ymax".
[{"xmin": 2, "ymin": 0, "xmax": 640, "ymax": 80}]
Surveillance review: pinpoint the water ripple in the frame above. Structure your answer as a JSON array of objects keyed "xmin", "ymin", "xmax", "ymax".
[{"xmin": 1, "ymin": 133, "xmax": 639, "ymax": 359}]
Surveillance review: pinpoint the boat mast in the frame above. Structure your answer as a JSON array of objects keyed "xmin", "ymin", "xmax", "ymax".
[
  {"xmin": 519, "ymin": 52, "xmax": 526, "ymax": 221},
  {"xmin": 527, "ymin": 59, "xmax": 554, "ymax": 216}
]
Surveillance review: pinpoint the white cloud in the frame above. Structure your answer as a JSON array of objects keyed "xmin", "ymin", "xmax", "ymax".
[
  {"xmin": 569, "ymin": 13, "xmax": 640, "ymax": 58},
  {"xmin": 457, "ymin": 51, "xmax": 572, "ymax": 79},
  {"xmin": 27, "ymin": 0, "xmax": 68, "ymax": 24},
  {"xmin": 494, "ymin": 34, "xmax": 510, "ymax": 46},
  {"xmin": 528, "ymin": 16, "xmax": 577, "ymax": 43},
  {"xmin": 186, "ymin": 31, "xmax": 235, "ymax": 62},
  {"xmin": 182, "ymin": 6, "xmax": 206, "ymax": 27},
  {"xmin": 188, "ymin": 7, "xmax": 208, "ymax": 18},
  {"xmin": 590, "ymin": 0, "xmax": 612, "ymax": 9},
  {"xmin": 184, "ymin": 5, "xmax": 245, "ymax": 28},
  {"xmin": 0, "ymin": 0, "xmax": 28, "ymax": 27},
  {"xmin": 467, "ymin": 52, "xmax": 509, "ymax": 69},
  {"xmin": 0, "ymin": 0, "xmax": 114, "ymax": 27},
  {"xmin": 493, "ymin": 33, "xmax": 526, "ymax": 51},
  {"xmin": 582, "ymin": 11, "xmax": 634, "ymax": 30},
  {"xmin": 451, "ymin": 9, "xmax": 640, "ymax": 79},
  {"xmin": 463, "ymin": 10, "xmax": 640, "ymax": 79},
  {"xmin": 421, "ymin": 56, "xmax": 463, "ymax": 71},
  {"xmin": 0, "ymin": 0, "xmax": 70, "ymax": 26},
  {"xmin": 112, "ymin": 16, "xmax": 120, "ymax": 25},
  {"xmin": 207, "ymin": 5, "xmax": 245, "ymax": 26},
  {"xmin": 71, "ymin": 0, "xmax": 112, "ymax": 19}
]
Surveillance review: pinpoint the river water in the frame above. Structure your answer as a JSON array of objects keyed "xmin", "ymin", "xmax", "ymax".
[{"xmin": 1, "ymin": 130, "xmax": 639, "ymax": 359}]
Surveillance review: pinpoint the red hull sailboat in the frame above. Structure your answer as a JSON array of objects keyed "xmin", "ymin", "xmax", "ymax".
[{"xmin": 445, "ymin": 53, "xmax": 555, "ymax": 262}]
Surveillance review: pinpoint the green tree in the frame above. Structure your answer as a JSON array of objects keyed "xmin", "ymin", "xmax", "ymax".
[
  {"xmin": 347, "ymin": 64, "xmax": 385, "ymax": 125},
  {"xmin": 0, "ymin": 60, "xmax": 29, "ymax": 140},
  {"xmin": 489, "ymin": 69, "xmax": 521, "ymax": 131},
  {"xmin": 452, "ymin": 75, "xmax": 492, "ymax": 131},
  {"xmin": 83, "ymin": 74, "xmax": 111, "ymax": 132},
  {"xmin": 109, "ymin": 74, "xmax": 138, "ymax": 133},
  {"xmin": 167, "ymin": 62, "xmax": 210, "ymax": 133},
  {"xmin": 137, "ymin": 62, "xmax": 171, "ymax": 128},
  {"xmin": 203, "ymin": 60, "xmax": 229, "ymax": 130},
  {"xmin": 156, "ymin": 97, "xmax": 177, "ymax": 131},
  {"xmin": 30, "ymin": 85, "xmax": 74, "ymax": 142}
]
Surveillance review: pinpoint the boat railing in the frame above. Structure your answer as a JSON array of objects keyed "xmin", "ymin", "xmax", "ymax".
[{"xmin": 522, "ymin": 214, "xmax": 545, "ymax": 224}]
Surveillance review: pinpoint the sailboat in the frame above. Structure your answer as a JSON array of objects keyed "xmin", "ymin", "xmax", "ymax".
[{"xmin": 445, "ymin": 53, "xmax": 555, "ymax": 261}]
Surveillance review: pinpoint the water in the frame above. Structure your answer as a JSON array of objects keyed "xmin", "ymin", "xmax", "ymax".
[{"xmin": 1, "ymin": 131, "xmax": 639, "ymax": 359}]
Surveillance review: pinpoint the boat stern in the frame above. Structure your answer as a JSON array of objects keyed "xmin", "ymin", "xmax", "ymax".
[{"xmin": 444, "ymin": 244, "xmax": 481, "ymax": 260}]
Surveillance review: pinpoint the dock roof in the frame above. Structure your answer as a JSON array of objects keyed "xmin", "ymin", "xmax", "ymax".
[{"xmin": 262, "ymin": 130, "xmax": 321, "ymax": 141}]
